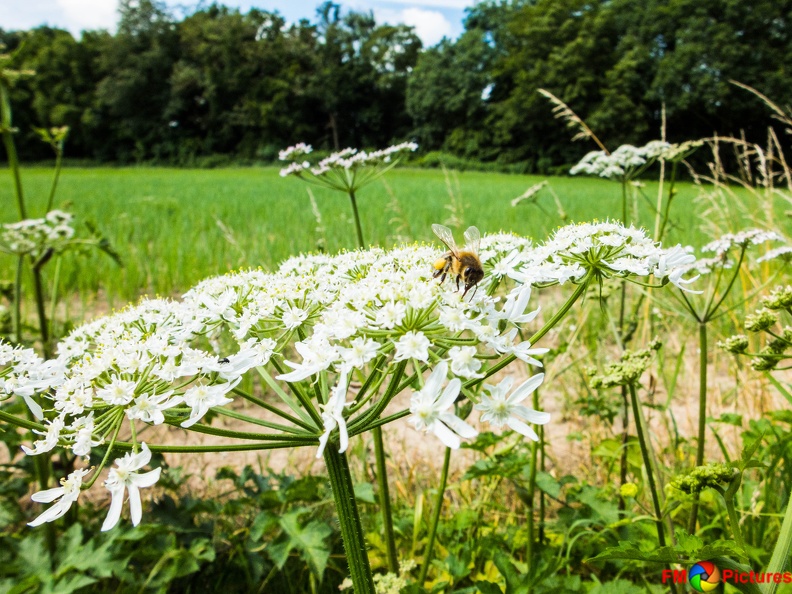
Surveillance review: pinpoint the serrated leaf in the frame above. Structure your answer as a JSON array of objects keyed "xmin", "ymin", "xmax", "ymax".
[
  {"xmin": 697, "ymin": 540, "xmax": 746, "ymax": 560},
  {"xmin": 587, "ymin": 541, "xmax": 679, "ymax": 564}
]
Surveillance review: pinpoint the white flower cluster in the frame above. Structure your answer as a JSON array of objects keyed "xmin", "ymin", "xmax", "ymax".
[
  {"xmin": 279, "ymin": 142, "xmax": 418, "ymax": 178},
  {"xmin": 491, "ymin": 221, "xmax": 700, "ymax": 292},
  {"xmin": 278, "ymin": 142, "xmax": 312, "ymax": 161},
  {"xmin": 0, "ymin": 210, "xmax": 75, "ymax": 257},
  {"xmin": 0, "ymin": 343, "xmax": 64, "ymax": 420},
  {"xmin": 702, "ymin": 229, "xmax": 784, "ymax": 258},
  {"xmin": 758, "ymin": 246, "xmax": 792, "ymax": 263},
  {"xmin": 569, "ymin": 141, "xmax": 679, "ymax": 180},
  {"xmin": 7, "ymin": 221, "xmax": 696, "ymax": 530},
  {"xmin": 669, "ymin": 228, "xmax": 786, "ymax": 278}
]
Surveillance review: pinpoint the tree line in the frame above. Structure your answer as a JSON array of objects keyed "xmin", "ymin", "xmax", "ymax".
[{"xmin": 2, "ymin": 0, "xmax": 790, "ymax": 171}]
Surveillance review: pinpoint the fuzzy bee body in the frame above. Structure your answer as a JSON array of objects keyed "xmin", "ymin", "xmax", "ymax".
[{"xmin": 431, "ymin": 224, "xmax": 484, "ymax": 297}]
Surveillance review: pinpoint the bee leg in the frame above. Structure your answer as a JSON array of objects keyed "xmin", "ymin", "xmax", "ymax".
[{"xmin": 456, "ymin": 276, "xmax": 461, "ymax": 291}]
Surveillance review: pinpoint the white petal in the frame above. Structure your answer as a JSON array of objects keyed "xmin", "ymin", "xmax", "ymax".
[
  {"xmin": 128, "ymin": 485, "xmax": 142, "ymax": 526},
  {"xmin": 423, "ymin": 361, "xmax": 448, "ymax": 398},
  {"xmin": 28, "ymin": 498, "xmax": 71, "ymax": 526},
  {"xmin": 31, "ymin": 487, "xmax": 65, "ymax": 504},
  {"xmin": 431, "ymin": 421, "xmax": 461, "ymax": 449},
  {"xmin": 337, "ymin": 419, "xmax": 349, "ymax": 454},
  {"xmin": 507, "ymin": 374, "xmax": 545, "ymax": 404},
  {"xmin": 511, "ymin": 405, "xmax": 551, "ymax": 425},
  {"xmin": 506, "ymin": 417, "xmax": 540, "ymax": 441},
  {"xmin": 316, "ymin": 430, "xmax": 331, "ymax": 459},
  {"xmin": 439, "ymin": 412, "xmax": 478, "ymax": 439},
  {"xmin": 130, "ymin": 467, "xmax": 161, "ymax": 489},
  {"xmin": 436, "ymin": 378, "xmax": 461, "ymax": 410},
  {"xmin": 101, "ymin": 487, "xmax": 126, "ymax": 532},
  {"xmin": 129, "ymin": 443, "xmax": 152, "ymax": 470},
  {"xmin": 22, "ymin": 395, "xmax": 44, "ymax": 421}
]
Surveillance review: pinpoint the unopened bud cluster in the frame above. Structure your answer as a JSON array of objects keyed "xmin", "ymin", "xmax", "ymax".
[
  {"xmin": 671, "ymin": 463, "xmax": 737, "ymax": 494},
  {"xmin": 589, "ymin": 339, "xmax": 662, "ymax": 389}
]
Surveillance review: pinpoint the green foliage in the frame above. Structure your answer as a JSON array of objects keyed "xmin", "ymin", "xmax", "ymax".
[{"xmin": 3, "ymin": 0, "xmax": 791, "ymax": 168}]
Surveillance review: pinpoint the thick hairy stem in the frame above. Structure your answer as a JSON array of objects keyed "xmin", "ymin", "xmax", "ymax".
[
  {"xmin": 689, "ymin": 322, "xmax": 708, "ymax": 534},
  {"xmin": 418, "ymin": 446, "xmax": 451, "ymax": 585},
  {"xmin": 323, "ymin": 447, "xmax": 375, "ymax": 594},
  {"xmin": 619, "ymin": 385, "xmax": 629, "ymax": 512},
  {"xmin": 349, "ymin": 190, "xmax": 365, "ymax": 248},
  {"xmin": 628, "ymin": 383, "xmax": 666, "ymax": 547},
  {"xmin": 527, "ymin": 387, "xmax": 540, "ymax": 573},
  {"xmin": 31, "ymin": 266, "xmax": 50, "ymax": 357},
  {"xmin": 14, "ymin": 256, "xmax": 23, "ymax": 344},
  {"xmin": 373, "ymin": 426, "xmax": 399, "ymax": 573}
]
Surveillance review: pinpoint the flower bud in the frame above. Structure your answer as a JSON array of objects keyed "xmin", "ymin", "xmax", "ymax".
[
  {"xmin": 718, "ymin": 335, "xmax": 749, "ymax": 354},
  {"xmin": 745, "ymin": 308, "xmax": 777, "ymax": 332},
  {"xmin": 620, "ymin": 482, "xmax": 639, "ymax": 498}
]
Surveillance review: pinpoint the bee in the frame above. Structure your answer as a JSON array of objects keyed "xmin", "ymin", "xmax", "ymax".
[{"xmin": 432, "ymin": 224, "xmax": 484, "ymax": 298}]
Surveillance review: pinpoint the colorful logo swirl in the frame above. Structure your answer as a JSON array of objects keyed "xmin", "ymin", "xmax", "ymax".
[{"xmin": 689, "ymin": 561, "xmax": 721, "ymax": 592}]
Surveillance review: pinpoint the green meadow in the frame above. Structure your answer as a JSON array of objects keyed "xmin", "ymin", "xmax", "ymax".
[{"xmin": 1, "ymin": 166, "xmax": 719, "ymax": 307}]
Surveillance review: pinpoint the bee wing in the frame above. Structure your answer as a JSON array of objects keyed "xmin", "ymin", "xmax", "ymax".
[
  {"xmin": 432, "ymin": 224, "xmax": 459, "ymax": 256},
  {"xmin": 463, "ymin": 226, "xmax": 481, "ymax": 255}
]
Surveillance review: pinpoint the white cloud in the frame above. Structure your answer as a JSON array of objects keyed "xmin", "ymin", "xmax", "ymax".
[
  {"xmin": 370, "ymin": 6, "xmax": 453, "ymax": 46},
  {"xmin": 375, "ymin": 0, "xmax": 474, "ymax": 8},
  {"xmin": 55, "ymin": 0, "xmax": 118, "ymax": 32},
  {"xmin": 400, "ymin": 8, "xmax": 452, "ymax": 45}
]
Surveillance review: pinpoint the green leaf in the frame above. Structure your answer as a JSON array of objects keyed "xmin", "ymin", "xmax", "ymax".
[
  {"xmin": 249, "ymin": 511, "xmax": 278, "ymax": 542},
  {"xmin": 267, "ymin": 511, "xmax": 332, "ymax": 580},
  {"xmin": 475, "ymin": 581, "xmax": 502, "ymax": 594},
  {"xmin": 534, "ymin": 471, "xmax": 561, "ymax": 498},
  {"xmin": 587, "ymin": 541, "xmax": 679, "ymax": 564},
  {"xmin": 353, "ymin": 482, "xmax": 376, "ymax": 504}
]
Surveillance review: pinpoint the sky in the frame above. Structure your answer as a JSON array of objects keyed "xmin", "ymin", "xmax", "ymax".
[{"xmin": 0, "ymin": 0, "xmax": 476, "ymax": 46}]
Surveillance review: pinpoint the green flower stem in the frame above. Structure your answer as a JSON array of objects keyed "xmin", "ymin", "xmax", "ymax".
[
  {"xmin": 213, "ymin": 406, "xmax": 313, "ymax": 435},
  {"xmin": 84, "ymin": 412, "xmax": 124, "ymax": 489},
  {"xmin": 689, "ymin": 322, "xmax": 708, "ymax": 534},
  {"xmin": 763, "ymin": 489, "xmax": 792, "ymax": 594},
  {"xmin": 256, "ymin": 364, "xmax": 319, "ymax": 427},
  {"xmin": 718, "ymin": 476, "xmax": 747, "ymax": 554},
  {"xmin": 13, "ymin": 255, "xmax": 22, "ymax": 344},
  {"xmin": 0, "ymin": 81, "xmax": 26, "ymax": 219},
  {"xmin": 706, "ymin": 247, "xmax": 747, "ymax": 319},
  {"xmin": 351, "ymin": 409, "xmax": 409, "ymax": 435},
  {"xmin": 31, "ymin": 265, "xmax": 50, "ymax": 357},
  {"xmin": 655, "ymin": 162, "xmax": 678, "ymax": 242},
  {"xmin": 628, "ymin": 382, "xmax": 667, "ymax": 547},
  {"xmin": 231, "ymin": 387, "xmax": 315, "ymax": 432},
  {"xmin": 45, "ymin": 147, "xmax": 64, "ymax": 213},
  {"xmin": 114, "ymin": 441, "xmax": 312, "ymax": 453},
  {"xmin": 465, "ymin": 276, "xmax": 591, "ymax": 391},
  {"xmin": 172, "ymin": 420, "xmax": 317, "ymax": 442},
  {"xmin": 418, "ymin": 446, "xmax": 451, "ymax": 586},
  {"xmin": 47, "ymin": 255, "xmax": 62, "ymax": 341},
  {"xmin": 527, "ymin": 386, "xmax": 540, "ymax": 573},
  {"xmin": 373, "ymin": 426, "xmax": 399, "ymax": 573},
  {"xmin": 0, "ymin": 408, "xmax": 43, "ymax": 431},
  {"xmin": 348, "ymin": 361, "xmax": 406, "ymax": 432},
  {"xmin": 349, "ymin": 189, "xmax": 365, "ymax": 248},
  {"xmin": 323, "ymin": 446, "xmax": 375, "ymax": 594}
]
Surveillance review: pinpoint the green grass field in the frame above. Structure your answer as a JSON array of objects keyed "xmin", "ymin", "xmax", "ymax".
[{"xmin": 0, "ymin": 165, "xmax": 760, "ymax": 308}]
